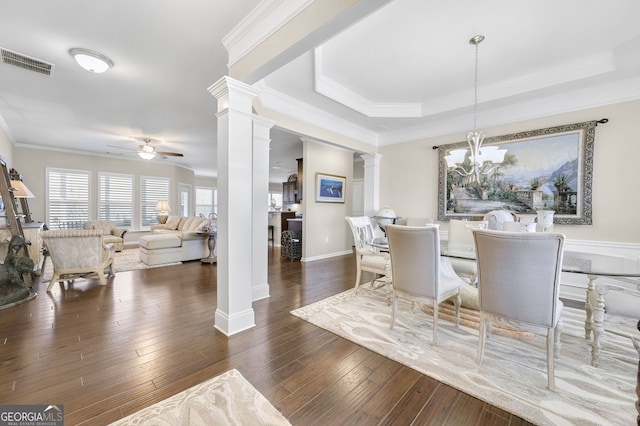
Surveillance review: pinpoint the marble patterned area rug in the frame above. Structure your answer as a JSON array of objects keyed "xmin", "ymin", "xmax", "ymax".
[
  {"xmin": 291, "ymin": 288, "xmax": 637, "ymax": 426},
  {"xmin": 109, "ymin": 369, "xmax": 291, "ymax": 426},
  {"xmin": 41, "ymin": 248, "xmax": 181, "ymax": 282}
]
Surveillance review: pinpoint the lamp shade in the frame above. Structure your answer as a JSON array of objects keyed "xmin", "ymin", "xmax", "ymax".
[
  {"xmin": 155, "ymin": 200, "xmax": 170, "ymax": 212},
  {"xmin": 10, "ymin": 180, "xmax": 35, "ymax": 198}
]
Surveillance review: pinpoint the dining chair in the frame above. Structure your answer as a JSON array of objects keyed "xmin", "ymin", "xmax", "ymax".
[
  {"xmin": 446, "ymin": 219, "xmax": 488, "ymax": 284},
  {"xmin": 345, "ymin": 216, "xmax": 390, "ymax": 294},
  {"xmin": 473, "ymin": 229, "xmax": 565, "ymax": 391},
  {"xmin": 588, "ymin": 280, "xmax": 640, "ymax": 367},
  {"xmin": 385, "ymin": 224, "xmax": 463, "ymax": 346}
]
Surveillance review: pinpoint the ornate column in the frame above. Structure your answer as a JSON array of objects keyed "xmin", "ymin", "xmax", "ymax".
[
  {"xmin": 252, "ymin": 115, "xmax": 275, "ymax": 301},
  {"xmin": 360, "ymin": 153, "xmax": 382, "ymax": 217},
  {"xmin": 207, "ymin": 76, "xmax": 260, "ymax": 336}
]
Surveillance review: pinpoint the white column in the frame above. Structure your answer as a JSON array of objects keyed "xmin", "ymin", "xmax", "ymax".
[
  {"xmin": 360, "ymin": 153, "xmax": 382, "ymax": 217},
  {"xmin": 252, "ymin": 115, "xmax": 275, "ymax": 301},
  {"xmin": 207, "ymin": 76, "xmax": 260, "ymax": 336}
]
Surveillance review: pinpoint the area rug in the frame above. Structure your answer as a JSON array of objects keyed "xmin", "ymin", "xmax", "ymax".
[
  {"xmin": 291, "ymin": 288, "xmax": 637, "ymax": 426},
  {"xmin": 41, "ymin": 248, "xmax": 181, "ymax": 282},
  {"xmin": 109, "ymin": 369, "xmax": 290, "ymax": 426}
]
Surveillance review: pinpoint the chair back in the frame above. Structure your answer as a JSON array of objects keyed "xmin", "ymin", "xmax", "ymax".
[
  {"xmin": 42, "ymin": 229, "xmax": 105, "ymax": 269},
  {"xmin": 473, "ymin": 229, "xmax": 565, "ymax": 328},
  {"xmin": 386, "ymin": 225, "xmax": 440, "ymax": 299},
  {"xmin": 447, "ymin": 219, "xmax": 487, "ymax": 252},
  {"xmin": 345, "ymin": 216, "xmax": 376, "ymax": 252}
]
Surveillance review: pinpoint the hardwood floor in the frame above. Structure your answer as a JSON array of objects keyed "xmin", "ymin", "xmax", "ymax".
[{"xmin": 0, "ymin": 248, "xmax": 533, "ymax": 425}]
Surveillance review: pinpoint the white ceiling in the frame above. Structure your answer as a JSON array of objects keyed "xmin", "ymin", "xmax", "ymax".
[{"xmin": 1, "ymin": 0, "xmax": 639, "ymax": 183}]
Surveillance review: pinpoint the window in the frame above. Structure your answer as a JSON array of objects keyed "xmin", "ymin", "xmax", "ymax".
[
  {"xmin": 47, "ymin": 168, "xmax": 90, "ymax": 229},
  {"xmin": 269, "ymin": 191, "xmax": 283, "ymax": 209},
  {"xmin": 141, "ymin": 176, "xmax": 169, "ymax": 227},
  {"xmin": 98, "ymin": 173, "xmax": 133, "ymax": 227},
  {"xmin": 195, "ymin": 187, "xmax": 215, "ymax": 216},
  {"xmin": 179, "ymin": 183, "xmax": 191, "ymax": 217}
]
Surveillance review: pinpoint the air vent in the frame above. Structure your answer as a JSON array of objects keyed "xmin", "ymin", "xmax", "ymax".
[{"xmin": 1, "ymin": 47, "xmax": 55, "ymax": 77}]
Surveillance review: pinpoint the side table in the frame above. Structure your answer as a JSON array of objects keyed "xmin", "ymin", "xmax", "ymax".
[{"xmin": 196, "ymin": 230, "xmax": 217, "ymax": 264}]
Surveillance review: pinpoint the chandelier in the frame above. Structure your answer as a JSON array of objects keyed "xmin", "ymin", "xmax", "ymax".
[{"xmin": 445, "ymin": 35, "xmax": 507, "ymax": 183}]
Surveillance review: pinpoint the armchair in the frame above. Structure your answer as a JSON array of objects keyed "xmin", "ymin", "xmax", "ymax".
[
  {"xmin": 84, "ymin": 220, "xmax": 128, "ymax": 251},
  {"xmin": 42, "ymin": 229, "xmax": 115, "ymax": 292}
]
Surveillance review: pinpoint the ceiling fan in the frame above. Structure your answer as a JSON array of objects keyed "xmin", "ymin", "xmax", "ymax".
[{"xmin": 108, "ymin": 138, "xmax": 184, "ymax": 160}]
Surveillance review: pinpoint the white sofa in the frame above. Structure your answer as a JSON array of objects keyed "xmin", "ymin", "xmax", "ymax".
[{"xmin": 139, "ymin": 216, "xmax": 214, "ymax": 265}]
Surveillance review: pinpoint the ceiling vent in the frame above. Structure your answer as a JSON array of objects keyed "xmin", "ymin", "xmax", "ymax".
[{"xmin": 1, "ymin": 47, "xmax": 54, "ymax": 77}]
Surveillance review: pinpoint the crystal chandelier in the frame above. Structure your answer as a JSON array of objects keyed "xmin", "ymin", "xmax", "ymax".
[{"xmin": 445, "ymin": 35, "xmax": 507, "ymax": 183}]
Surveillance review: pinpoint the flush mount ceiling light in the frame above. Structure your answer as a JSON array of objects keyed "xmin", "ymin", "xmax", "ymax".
[{"xmin": 69, "ymin": 48, "xmax": 113, "ymax": 73}]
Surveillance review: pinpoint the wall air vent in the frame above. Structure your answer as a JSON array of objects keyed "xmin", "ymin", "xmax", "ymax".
[{"xmin": 1, "ymin": 47, "xmax": 55, "ymax": 77}]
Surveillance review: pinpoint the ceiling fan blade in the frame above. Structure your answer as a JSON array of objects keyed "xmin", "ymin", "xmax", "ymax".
[
  {"xmin": 106, "ymin": 144, "xmax": 137, "ymax": 152},
  {"xmin": 156, "ymin": 151, "xmax": 183, "ymax": 157}
]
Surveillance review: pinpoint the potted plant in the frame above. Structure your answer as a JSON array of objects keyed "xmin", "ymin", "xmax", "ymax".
[
  {"xmin": 554, "ymin": 175, "xmax": 569, "ymax": 192},
  {"xmin": 530, "ymin": 178, "xmax": 542, "ymax": 191}
]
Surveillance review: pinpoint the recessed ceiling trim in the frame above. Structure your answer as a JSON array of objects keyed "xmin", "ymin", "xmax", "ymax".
[
  {"xmin": 0, "ymin": 47, "xmax": 55, "ymax": 77},
  {"xmin": 314, "ymin": 47, "xmax": 421, "ymax": 118},
  {"xmin": 254, "ymin": 80, "xmax": 379, "ymax": 146}
]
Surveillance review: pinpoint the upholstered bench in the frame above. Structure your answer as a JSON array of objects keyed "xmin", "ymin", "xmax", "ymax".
[{"xmin": 139, "ymin": 234, "xmax": 182, "ymax": 266}]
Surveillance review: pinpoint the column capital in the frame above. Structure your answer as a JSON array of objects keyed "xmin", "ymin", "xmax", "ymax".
[
  {"xmin": 207, "ymin": 76, "xmax": 261, "ymax": 112},
  {"xmin": 360, "ymin": 152, "xmax": 382, "ymax": 167}
]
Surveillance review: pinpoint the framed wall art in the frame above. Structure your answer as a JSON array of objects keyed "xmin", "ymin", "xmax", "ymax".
[
  {"xmin": 316, "ymin": 173, "xmax": 346, "ymax": 203},
  {"xmin": 436, "ymin": 120, "xmax": 605, "ymax": 224}
]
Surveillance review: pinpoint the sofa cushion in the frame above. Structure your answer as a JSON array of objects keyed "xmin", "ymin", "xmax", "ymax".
[
  {"xmin": 164, "ymin": 215, "xmax": 181, "ymax": 230},
  {"xmin": 85, "ymin": 221, "xmax": 113, "ymax": 236},
  {"xmin": 139, "ymin": 234, "xmax": 182, "ymax": 250}
]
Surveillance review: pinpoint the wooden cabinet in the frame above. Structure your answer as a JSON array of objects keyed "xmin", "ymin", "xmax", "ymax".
[
  {"xmin": 282, "ymin": 158, "xmax": 304, "ymax": 204},
  {"xmin": 296, "ymin": 158, "xmax": 303, "ymax": 202},
  {"xmin": 282, "ymin": 181, "xmax": 297, "ymax": 204}
]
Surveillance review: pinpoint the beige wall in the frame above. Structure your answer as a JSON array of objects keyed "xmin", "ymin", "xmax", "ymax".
[
  {"xmin": 378, "ymin": 100, "xmax": 640, "ymax": 244},
  {"xmin": 13, "ymin": 147, "xmax": 196, "ymax": 226},
  {"xmin": 301, "ymin": 139, "xmax": 354, "ymax": 259},
  {"xmin": 0, "ymin": 126, "xmax": 13, "ymax": 166}
]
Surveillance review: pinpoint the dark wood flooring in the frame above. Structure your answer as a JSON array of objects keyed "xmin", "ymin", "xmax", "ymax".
[{"xmin": 0, "ymin": 248, "xmax": 533, "ymax": 425}]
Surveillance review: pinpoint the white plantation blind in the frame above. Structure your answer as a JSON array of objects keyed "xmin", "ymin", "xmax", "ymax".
[
  {"xmin": 179, "ymin": 183, "xmax": 190, "ymax": 217},
  {"xmin": 98, "ymin": 172, "xmax": 133, "ymax": 227},
  {"xmin": 195, "ymin": 187, "xmax": 215, "ymax": 216},
  {"xmin": 141, "ymin": 176, "xmax": 169, "ymax": 227},
  {"xmin": 47, "ymin": 168, "xmax": 90, "ymax": 229}
]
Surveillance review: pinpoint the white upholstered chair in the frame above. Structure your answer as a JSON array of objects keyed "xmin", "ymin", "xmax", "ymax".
[
  {"xmin": 42, "ymin": 229, "xmax": 115, "ymax": 292},
  {"xmin": 385, "ymin": 224, "xmax": 463, "ymax": 346},
  {"xmin": 588, "ymin": 280, "xmax": 640, "ymax": 367},
  {"xmin": 345, "ymin": 216, "xmax": 390, "ymax": 294},
  {"xmin": 473, "ymin": 229, "xmax": 565, "ymax": 391}
]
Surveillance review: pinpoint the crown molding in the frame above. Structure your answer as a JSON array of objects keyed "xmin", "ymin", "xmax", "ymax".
[{"xmin": 223, "ymin": 0, "xmax": 315, "ymax": 67}]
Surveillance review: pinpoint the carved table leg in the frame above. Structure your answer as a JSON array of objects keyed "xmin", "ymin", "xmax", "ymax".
[{"xmin": 584, "ymin": 274, "xmax": 598, "ymax": 340}]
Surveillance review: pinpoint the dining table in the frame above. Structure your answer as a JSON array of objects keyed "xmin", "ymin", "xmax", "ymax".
[{"xmin": 368, "ymin": 234, "xmax": 640, "ymax": 418}]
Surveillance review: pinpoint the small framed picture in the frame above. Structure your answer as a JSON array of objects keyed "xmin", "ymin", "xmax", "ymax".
[{"xmin": 316, "ymin": 173, "xmax": 346, "ymax": 203}]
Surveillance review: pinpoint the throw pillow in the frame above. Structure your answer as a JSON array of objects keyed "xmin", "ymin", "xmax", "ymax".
[{"xmin": 164, "ymin": 216, "xmax": 181, "ymax": 230}]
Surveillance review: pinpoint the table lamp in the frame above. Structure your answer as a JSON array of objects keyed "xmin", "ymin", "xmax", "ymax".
[{"xmin": 155, "ymin": 200, "xmax": 170, "ymax": 224}]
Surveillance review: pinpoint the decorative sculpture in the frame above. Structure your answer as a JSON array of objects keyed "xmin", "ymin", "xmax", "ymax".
[{"xmin": 0, "ymin": 235, "xmax": 35, "ymax": 308}]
